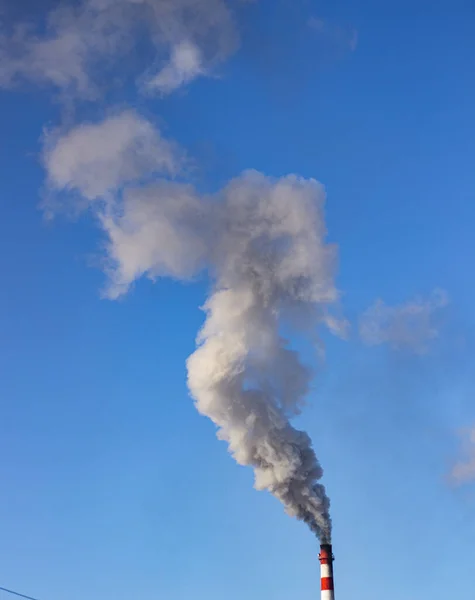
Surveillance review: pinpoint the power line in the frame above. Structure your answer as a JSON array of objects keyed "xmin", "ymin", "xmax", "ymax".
[{"xmin": 0, "ymin": 586, "xmax": 42, "ymax": 600}]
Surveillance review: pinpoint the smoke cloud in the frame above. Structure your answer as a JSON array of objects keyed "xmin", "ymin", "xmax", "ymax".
[
  {"xmin": 1, "ymin": 0, "xmax": 456, "ymax": 544},
  {"xmin": 44, "ymin": 111, "xmax": 347, "ymax": 539},
  {"xmin": 42, "ymin": 111, "xmax": 182, "ymax": 202},
  {"xmin": 359, "ymin": 289, "xmax": 449, "ymax": 354},
  {"xmin": 0, "ymin": 0, "xmax": 243, "ymax": 97}
]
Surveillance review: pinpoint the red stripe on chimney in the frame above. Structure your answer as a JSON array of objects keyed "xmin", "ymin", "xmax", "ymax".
[{"xmin": 321, "ymin": 577, "xmax": 334, "ymax": 591}]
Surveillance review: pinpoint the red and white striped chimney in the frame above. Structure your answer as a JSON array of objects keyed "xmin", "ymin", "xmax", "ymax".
[{"xmin": 318, "ymin": 544, "xmax": 334, "ymax": 600}]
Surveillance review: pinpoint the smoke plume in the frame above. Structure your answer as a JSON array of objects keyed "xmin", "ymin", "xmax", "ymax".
[
  {"xmin": 44, "ymin": 111, "xmax": 347, "ymax": 540},
  {"xmin": 1, "ymin": 0, "xmax": 355, "ymax": 540},
  {"xmin": 0, "ymin": 0, "xmax": 243, "ymax": 97},
  {"xmin": 185, "ymin": 172, "xmax": 341, "ymax": 541},
  {"xmin": 359, "ymin": 289, "xmax": 449, "ymax": 354}
]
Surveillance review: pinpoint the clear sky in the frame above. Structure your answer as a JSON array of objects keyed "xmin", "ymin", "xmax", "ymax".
[{"xmin": 0, "ymin": 1, "xmax": 474, "ymax": 600}]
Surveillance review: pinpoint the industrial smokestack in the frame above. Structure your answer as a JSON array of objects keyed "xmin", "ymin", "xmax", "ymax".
[{"xmin": 319, "ymin": 543, "xmax": 335, "ymax": 600}]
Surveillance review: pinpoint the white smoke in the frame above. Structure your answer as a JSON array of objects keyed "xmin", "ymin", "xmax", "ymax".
[
  {"xmin": 145, "ymin": 39, "xmax": 205, "ymax": 95},
  {"xmin": 2, "ymin": 0, "xmax": 455, "ymax": 542},
  {"xmin": 43, "ymin": 111, "xmax": 182, "ymax": 201},
  {"xmin": 359, "ymin": 289, "xmax": 449, "ymax": 354},
  {"xmin": 0, "ymin": 0, "xmax": 242, "ymax": 97},
  {"xmin": 44, "ymin": 111, "xmax": 347, "ymax": 539}
]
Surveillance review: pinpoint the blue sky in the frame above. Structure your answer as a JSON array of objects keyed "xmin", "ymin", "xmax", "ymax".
[{"xmin": 0, "ymin": 1, "xmax": 474, "ymax": 600}]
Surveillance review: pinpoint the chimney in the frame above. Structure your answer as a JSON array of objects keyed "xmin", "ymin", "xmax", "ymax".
[{"xmin": 318, "ymin": 543, "xmax": 334, "ymax": 600}]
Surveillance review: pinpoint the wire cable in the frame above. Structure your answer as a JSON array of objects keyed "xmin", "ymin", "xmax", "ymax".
[{"xmin": 0, "ymin": 586, "xmax": 42, "ymax": 600}]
